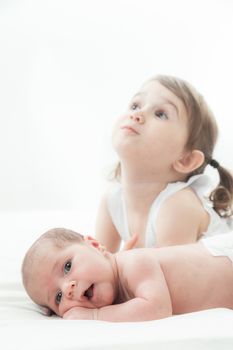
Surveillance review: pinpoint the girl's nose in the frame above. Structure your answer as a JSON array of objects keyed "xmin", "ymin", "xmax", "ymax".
[{"xmin": 130, "ymin": 113, "xmax": 145, "ymax": 124}]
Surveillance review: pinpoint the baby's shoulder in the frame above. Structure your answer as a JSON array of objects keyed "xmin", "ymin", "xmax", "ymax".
[{"xmin": 118, "ymin": 249, "xmax": 159, "ymax": 278}]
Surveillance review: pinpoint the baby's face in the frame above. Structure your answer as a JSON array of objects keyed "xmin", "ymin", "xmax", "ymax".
[{"xmin": 27, "ymin": 240, "xmax": 117, "ymax": 317}]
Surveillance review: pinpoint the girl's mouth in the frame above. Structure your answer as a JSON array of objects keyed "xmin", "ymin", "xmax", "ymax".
[{"xmin": 121, "ymin": 125, "xmax": 139, "ymax": 134}]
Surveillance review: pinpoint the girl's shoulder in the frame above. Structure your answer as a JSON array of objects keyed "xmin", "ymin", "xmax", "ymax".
[
  {"xmin": 161, "ymin": 185, "xmax": 207, "ymax": 217},
  {"xmin": 155, "ymin": 185, "xmax": 210, "ymax": 243}
]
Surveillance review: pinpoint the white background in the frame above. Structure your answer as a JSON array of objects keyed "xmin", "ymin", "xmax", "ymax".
[{"xmin": 0, "ymin": 0, "xmax": 233, "ymax": 227}]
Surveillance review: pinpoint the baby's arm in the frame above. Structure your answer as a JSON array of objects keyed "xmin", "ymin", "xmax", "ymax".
[
  {"xmin": 64, "ymin": 256, "xmax": 172, "ymax": 322},
  {"xmin": 155, "ymin": 189, "xmax": 209, "ymax": 247},
  {"xmin": 95, "ymin": 194, "xmax": 121, "ymax": 253}
]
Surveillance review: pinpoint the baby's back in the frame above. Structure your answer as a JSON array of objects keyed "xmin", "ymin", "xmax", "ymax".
[
  {"xmin": 117, "ymin": 240, "xmax": 233, "ymax": 315},
  {"xmin": 156, "ymin": 242, "xmax": 233, "ymax": 314}
]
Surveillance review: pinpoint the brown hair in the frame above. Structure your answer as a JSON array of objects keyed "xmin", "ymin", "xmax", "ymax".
[
  {"xmin": 21, "ymin": 228, "xmax": 84, "ymax": 291},
  {"xmin": 112, "ymin": 75, "xmax": 233, "ymax": 218}
]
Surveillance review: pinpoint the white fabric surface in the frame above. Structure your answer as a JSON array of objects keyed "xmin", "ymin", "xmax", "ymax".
[
  {"xmin": 1, "ymin": 211, "xmax": 233, "ymax": 350},
  {"xmin": 202, "ymin": 231, "xmax": 233, "ymax": 262}
]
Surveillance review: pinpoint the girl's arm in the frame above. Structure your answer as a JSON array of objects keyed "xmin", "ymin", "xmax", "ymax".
[
  {"xmin": 155, "ymin": 189, "xmax": 209, "ymax": 247},
  {"xmin": 95, "ymin": 194, "xmax": 121, "ymax": 253}
]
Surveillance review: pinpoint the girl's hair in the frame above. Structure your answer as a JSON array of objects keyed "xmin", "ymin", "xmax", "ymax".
[
  {"xmin": 22, "ymin": 228, "xmax": 84, "ymax": 289},
  {"xmin": 112, "ymin": 75, "xmax": 233, "ymax": 218}
]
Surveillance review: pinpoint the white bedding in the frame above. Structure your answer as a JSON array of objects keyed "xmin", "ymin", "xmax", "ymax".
[{"xmin": 1, "ymin": 211, "xmax": 233, "ymax": 350}]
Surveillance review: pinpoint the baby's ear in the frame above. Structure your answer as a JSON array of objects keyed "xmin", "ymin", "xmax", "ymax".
[
  {"xmin": 173, "ymin": 150, "xmax": 204, "ymax": 174},
  {"xmin": 84, "ymin": 235, "xmax": 107, "ymax": 254},
  {"xmin": 84, "ymin": 236, "xmax": 100, "ymax": 249},
  {"xmin": 84, "ymin": 235, "xmax": 99, "ymax": 247}
]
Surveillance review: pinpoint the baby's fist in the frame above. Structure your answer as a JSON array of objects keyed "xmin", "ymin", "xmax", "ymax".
[{"xmin": 63, "ymin": 306, "xmax": 97, "ymax": 320}]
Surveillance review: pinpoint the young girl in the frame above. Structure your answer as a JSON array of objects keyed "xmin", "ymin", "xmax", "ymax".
[{"xmin": 95, "ymin": 75, "xmax": 233, "ymax": 252}]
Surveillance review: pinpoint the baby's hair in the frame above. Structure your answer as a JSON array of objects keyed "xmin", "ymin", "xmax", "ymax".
[
  {"xmin": 22, "ymin": 228, "xmax": 84, "ymax": 292},
  {"xmin": 112, "ymin": 74, "xmax": 233, "ymax": 218},
  {"xmin": 36, "ymin": 227, "xmax": 84, "ymax": 247}
]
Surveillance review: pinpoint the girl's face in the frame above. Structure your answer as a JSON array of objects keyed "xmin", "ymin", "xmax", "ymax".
[
  {"xmin": 112, "ymin": 80, "xmax": 189, "ymax": 176},
  {"xmin": 27, "ymin": 241, "xmax": 117, "ymax": 317}
]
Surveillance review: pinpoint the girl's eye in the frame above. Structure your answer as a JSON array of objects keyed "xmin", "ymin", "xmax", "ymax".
[
  {"xmin": 64, "ymin": 260, "xmax": 72, "ymax": 274},
  {"xmin": 55, "ymin": 291, "xmax": 62, "ymax": 305},
  {"xmin": 130, "ymin": 102, "xmax": 140, "ymax": 111},
  {"xmin": 154, "ymin": 110, "xmax": 168, "ymax": 120}
]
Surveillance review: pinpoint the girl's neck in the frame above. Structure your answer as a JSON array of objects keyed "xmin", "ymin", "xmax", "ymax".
[
  {"xmin": 122, "ymin": 180, "xmax": 167, "ymax": 213},
  {"xmin": 120, "ymin": 159, "xmax": 183, "ymax": 184},
  {"xmin": 119, "ymin": 162, "xmax": 183, "ymax": 212}
]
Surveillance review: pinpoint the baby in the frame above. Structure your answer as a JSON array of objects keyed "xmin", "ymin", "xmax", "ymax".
[{"xmin": 22, "ymin": 228, "xmax": 233, "ymax": 322}]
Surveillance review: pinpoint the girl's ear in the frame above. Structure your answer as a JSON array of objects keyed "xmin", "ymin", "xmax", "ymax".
[{"xmin": 173, "ymin": 150, "xmax": 204, "ymax": 174}]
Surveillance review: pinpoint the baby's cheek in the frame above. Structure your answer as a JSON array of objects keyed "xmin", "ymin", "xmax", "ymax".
[{"xmin": 63, "ymin": 309, "xmax": 77, "ymax": 319}]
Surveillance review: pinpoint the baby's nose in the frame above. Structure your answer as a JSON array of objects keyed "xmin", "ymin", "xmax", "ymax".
[
  {"xmin": 63, "ymin": 280, "xmax": 76, "ymax": 299},
  {"xmin": 130, "ymin": 113, "xmax": 145, "ymax": 124}
]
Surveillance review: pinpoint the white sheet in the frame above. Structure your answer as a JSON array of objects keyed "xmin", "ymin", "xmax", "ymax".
[{"xmin": 1, "ymin": 211, "xmax": 233, "ymax": 350}]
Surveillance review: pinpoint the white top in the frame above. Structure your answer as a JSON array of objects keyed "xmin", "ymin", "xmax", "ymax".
[{"xmin": 107, "ymin": 174, "xmax": 233, "ymax": 247}]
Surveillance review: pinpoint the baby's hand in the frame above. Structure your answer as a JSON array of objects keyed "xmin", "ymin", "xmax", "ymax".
[
  {"xmin": 63, "ymin": 306, "xmax": 97, "ymax": 320},
  {"xmin": 123, "ymin": 233, "xmax": 139, "ymax": 250}
]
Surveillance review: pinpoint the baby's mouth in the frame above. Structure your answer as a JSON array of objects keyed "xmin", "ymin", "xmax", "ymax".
[{"xmin": 84, "ymin": 284, "xmax": 94, "ymax": 300}]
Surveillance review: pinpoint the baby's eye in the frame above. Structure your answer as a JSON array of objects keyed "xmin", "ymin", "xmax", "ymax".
[
  {"xmin": 64, "ymin": 260, "xmax": 72, "ymax": 274},
  {"xmin": 154, "ymin": 110, "xmax": 168, "ymax": 120},
  {"xmin": 55, "ymin": 291, "xmax": 62, "ymax": 305},
  {"xmin": 130, "ymin": 102, "xmax": 140, "ymax": 111}
]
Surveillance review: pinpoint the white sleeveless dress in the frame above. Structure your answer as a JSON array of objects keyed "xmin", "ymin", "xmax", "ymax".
[{"xmin": 107, "ymin": 174, "xmax": 233, "ymax": 247}]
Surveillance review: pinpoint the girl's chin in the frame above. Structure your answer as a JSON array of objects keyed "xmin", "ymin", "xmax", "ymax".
[{"xmin": 113, "ymin": 142, "xmax": 140, "ymax": 157}]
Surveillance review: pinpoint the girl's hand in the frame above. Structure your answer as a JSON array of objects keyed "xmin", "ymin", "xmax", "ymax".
[
  {"xmin": 63, "ymin": 306, "xmax": 96, "ymax": 320},
  {"xmin": 123, "ymin": 233, "xmax": 139, "ymax": 250}
]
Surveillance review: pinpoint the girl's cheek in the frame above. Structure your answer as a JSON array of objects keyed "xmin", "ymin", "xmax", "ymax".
[
  {"xmin": 113, "ymin": 114, "xmax": 127, "ymax": 131},
  {"xmin": 116, "ymin": 113, "xmax": 127, "ymax": 123}
]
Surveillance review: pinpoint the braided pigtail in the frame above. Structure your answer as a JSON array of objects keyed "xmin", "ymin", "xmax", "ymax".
[{"xmin": 208, "ymin": 159, "xmax": 233, "ymax": 218}]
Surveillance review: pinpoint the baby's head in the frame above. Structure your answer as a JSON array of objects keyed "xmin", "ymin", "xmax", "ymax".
[{"xmin": 22, "ymin": 228, "xmax": 117, "ymax": 317}]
